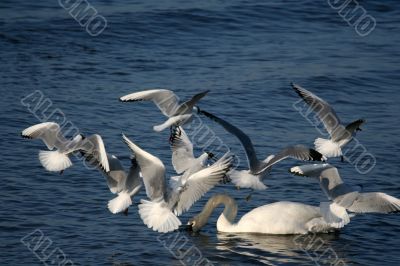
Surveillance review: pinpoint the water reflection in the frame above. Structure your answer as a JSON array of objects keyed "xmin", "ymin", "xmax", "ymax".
[{"xmin": 191, "ymin": 230, "xmax": 351, "ymax": 265}]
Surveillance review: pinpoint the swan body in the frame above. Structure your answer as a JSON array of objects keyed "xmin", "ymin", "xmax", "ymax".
[
  {"xmin": 218, "ymin": 202, "xmax": 335, "ymax": 234},
  {"xmin": 189, "ymin": 194, "xmax": 345, "ymax": 235}
]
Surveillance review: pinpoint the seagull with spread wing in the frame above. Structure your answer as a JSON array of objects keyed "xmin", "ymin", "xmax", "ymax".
[
  {"xmin": 22, "ymin": 122, "xmax": 109, "ymax": 173},
  {"xmin": 290, "ymin": 164, "xmax": 400, "ymax": 215},
  {"xmin": 85, "ymin": 153, "xmax": 142, "ymax": 215},
  {"xmin": 122, "ymin": 134, "xmax": 233, "ymax": 233},
  {"xmin": 292, "ymin": 83, "xmax": 365, "ymax": 161},
  {"xmin": 119, "ymin": 89, "xmax": 209, "ymax": 132},
  {"xmin": 169, "ymin": 126, "xmax": 215, "ymax": 189},
  {"xmin": 200, "ymin": 110, "xmax": 325, "ymax": 191}
]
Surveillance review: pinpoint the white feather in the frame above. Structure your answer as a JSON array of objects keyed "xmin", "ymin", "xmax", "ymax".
[
  {"xmin": 38, "ymin": 150, "xmax": 72, "ymax": 172},
  {"xmin": 314, "ymin": 138, "xmax": 342, "ymax": 158},
  {"xmin": 108, "ymin": 191, "xmax": 132, "ymax": 214},
  {"xmin": 153, "ymin": 114, "xmax": 192, "ymax": 132},
  {"xmin": 229, "ymin": 170, "xmax": 267, "ymax": 190},
  {"xmin": 138, "ymin": 199, "xmax": 181, "ymax": 233},
  {"xmin": 319, "ymin": 202, "xmax": 350, "ymax": 228}
]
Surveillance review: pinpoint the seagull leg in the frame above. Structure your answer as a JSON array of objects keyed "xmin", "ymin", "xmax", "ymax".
[
  {"xmin": 245, "ymin": 189, "xmax": 254, "ymax": 202},
  {"xmin": 59, "ymin": 170, "xmax": 64, "ymax": 175},
  {"xmin": 341, "ymin": 156, "xmax": 345, "ymax": 163},
  {"xmin": 123, "ymin": 208, "xmax": 129, "ymax": 216}
]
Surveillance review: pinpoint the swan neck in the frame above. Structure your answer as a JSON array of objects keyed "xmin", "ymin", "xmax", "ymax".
[{"xmin": 192, "ymin": 194, "xmax": 238, "ymax": 231}]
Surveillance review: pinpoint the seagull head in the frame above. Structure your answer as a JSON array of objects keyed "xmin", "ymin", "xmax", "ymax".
[
  {"xmin": 206, "ymin": 152, "xmax": 218, "ymax": 162},
  {"xmin": 192, "ymin": 106, "xmax": 201, "ymax": 114}
]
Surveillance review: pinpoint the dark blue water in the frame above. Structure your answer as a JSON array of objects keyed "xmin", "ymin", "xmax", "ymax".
[{"xmin": 1, "ymin": 0, "xmax": 400, "ymax": 265}]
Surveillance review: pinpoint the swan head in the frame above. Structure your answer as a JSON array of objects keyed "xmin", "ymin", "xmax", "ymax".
[{"xmin": 187, "ymin": 216, "xmax": 204, "ymax": 233}]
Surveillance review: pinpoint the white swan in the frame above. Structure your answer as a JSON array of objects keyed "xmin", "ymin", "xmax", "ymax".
[
  {"xmin": 21, "ymin": 122, "xmax": 109, "ymax": 173},
  {"xmin": 119, "ymin": 89, "xmax": 209, "ymax": 132},
  {"xmin": 188, "ymin": 194, "xmax": 348, "ymax": 234},
  {"xmin": 200, "ymin": 110, "xmax": 325, "ymax": 190},
  {"xmin": 85, "ymin": 153, "xmax": 142, "ymax": 214},
  {"xmin": 122, "ymin": 134, "xmax": 233, "ymax": 233},
  {"xmin": 292, "ymin": 83, "xmax": 365, "ymax": 160},
  {"xmin": 290, "ymin": 164, "xmax": 400, "ymax": 213}
]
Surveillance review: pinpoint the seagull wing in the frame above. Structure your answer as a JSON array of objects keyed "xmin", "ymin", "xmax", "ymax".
[
  {"xmin": 119, "ymin": 89, "xmax": 179, "ymax": 117},
  {"xmin": 347, "ymin": 192, "xmax": 400, "ymax": 213},
  {"xmin": 200, "ymin": 110, "xmax": 260, "ymax": 172},
  {"xmin": 345, "ymin": 119, "xmax": 365, "ymax": 134},
  {"xmin": 174, "ymin": 153, "xmax": 233, "ymax": 216},
  {"xmin": 170, "ymin": 126, "xmax": 195, "ymax": 174},
  {"xmin": 290, "ymin": 164, "xmax": 353, "ymax": 201},
  {"xmin": 256, "ymin": 145, "xmax": 325, "ymax": 174},
  {"xmin": 99, "ymin": 154, "xmax": 127, "ymax": 194},
  {"xmin": 175, "ymin": 90, "xmax": 209, "ymax": 114},
  {"xmin": 78, "ymin": 134, "xmax": 110, "ymax": 172},
  {"xmin": 21, "ymin": 122, "xmax": 67, "ymax": 150},
  {"xmin": 292, "ymin": 83, "xmax": 341, "ymax": 138},
  {"xmin": 122, "ymin": 134, "xmax": 166, "ymax": 201},
  {"xmin": 125, "ymin": 157, "xmax": 142, "ymax": 195}
]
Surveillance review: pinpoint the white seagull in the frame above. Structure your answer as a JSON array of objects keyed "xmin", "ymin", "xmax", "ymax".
[
  {"xmin": 22, "ymin": 122, "xmax": 109, "ymax": 173},
  {"xmin": 200, "ymin": 110, "xmax": 325, "ymax": 190},
  {"xmin": 85, "ymin": 153, "xmax": 142, "ymax": 215},
  {"xmin": 120, "ymin": 89, "xmax": 209, "ymax": 132},
  {"xmin": 292, "ymin": 83, "xmax": 365, "ymax": 161},
  {"xmin": 169, "ymin": 126, "xmax": 215, "ymax": 189},
  {"xmin": 290, "ymin": 164, "xmax": 400, "ymax": 215},
  {"xmin": 188, "ymin": 194, "xmax": 348, "ymax": 234},
  {"xmin": 122, "ymin": 134, "xmax": 233, "ymax": 233}
]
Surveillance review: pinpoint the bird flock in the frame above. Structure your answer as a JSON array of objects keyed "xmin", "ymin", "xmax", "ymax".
[{"xmin": 22, "ymin": 84, "xmax": 400, "ymax": 234}]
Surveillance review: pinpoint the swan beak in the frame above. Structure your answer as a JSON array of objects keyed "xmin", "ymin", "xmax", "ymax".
[{"xmin": 183, "ymin": 222, "xmax": 194, "ymax": 231}]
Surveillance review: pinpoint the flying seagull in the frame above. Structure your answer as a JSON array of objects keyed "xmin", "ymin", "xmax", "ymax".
[
  {"xmin": 290, "ymin": 164, "xmax": 400, "ymax": 214},
  {"xmin": 169, "ymin": 126, "xmax": 215, "ymax": 188},
  {"xmin": 84, "ymin": 153, "xmax": 142, "ymax": 215},
  {"xmin": 119, "ymin": 89, "xmax": 209, "ymax": 132},
  {"xmin": 122, "ymin": 134, "xmax": 232, "ymax": 233},
  {"xmin": 200, "ymin": 110, "xmax": 325, "ymax": 190},
  {"xmin": 22, "ymin": 122, "xmax": 109, "ymax": 173},
  {"xmin": 292, "ymin": 83, "xmax": 365, "ymax": 161}
]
